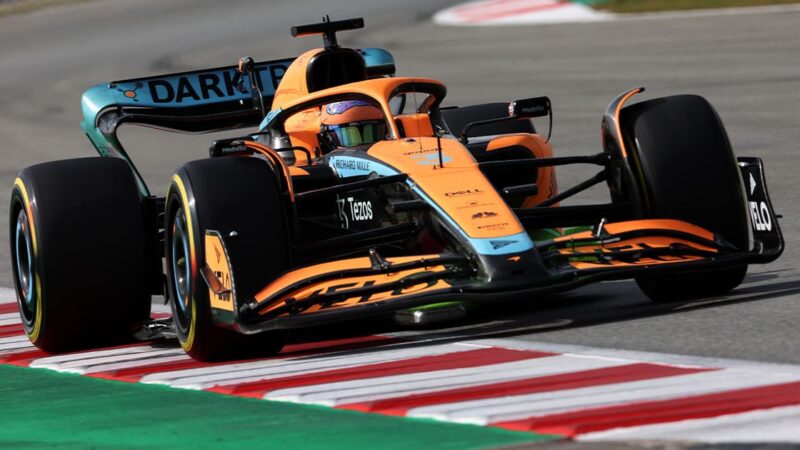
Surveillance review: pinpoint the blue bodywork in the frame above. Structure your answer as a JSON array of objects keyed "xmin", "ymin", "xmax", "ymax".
[{"xmin": 80, "ymin": 48, "xmax": 395, "ymax": 195}]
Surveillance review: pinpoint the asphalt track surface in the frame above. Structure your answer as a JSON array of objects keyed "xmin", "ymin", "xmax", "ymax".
[{"xmin": 0, "ymin": 0, "xmax": 798, "ymax": 380}]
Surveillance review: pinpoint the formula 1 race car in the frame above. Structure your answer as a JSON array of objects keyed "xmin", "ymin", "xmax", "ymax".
[{"xmin": 9, "ymin": 17, "xmax": 783, "ymax": 360}]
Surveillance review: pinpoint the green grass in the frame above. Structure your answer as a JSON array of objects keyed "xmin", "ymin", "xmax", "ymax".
[
  {"xmin": 594, "ymin": 0, "xmax": 800, "ymax": 13},
  {"xmin": 0, "ymin": 364, "xmax": 555, "ymax": 449}
]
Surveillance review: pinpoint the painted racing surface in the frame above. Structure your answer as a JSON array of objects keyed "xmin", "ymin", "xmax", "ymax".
[{"xmin": 3, "ymin": 294, "xmax": 799, "ymax": 446}]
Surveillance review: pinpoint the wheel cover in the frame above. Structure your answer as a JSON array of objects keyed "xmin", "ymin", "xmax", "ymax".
[
  {"xmin": 14, "ymin": 208, "xmax": 36, "ymax": 325},
  {"xmin": 170, "ymin": 207, "xmax": 192, "ymax": 331}
]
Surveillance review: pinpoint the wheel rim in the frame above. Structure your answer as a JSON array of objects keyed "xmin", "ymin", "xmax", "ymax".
[
  {"xmin": 171, "ymin": 208, "xmax": 192, "ymax": 329},
  {"xmin": 14, "ymin": 208, "xmax": 35, "ymax": 323}
]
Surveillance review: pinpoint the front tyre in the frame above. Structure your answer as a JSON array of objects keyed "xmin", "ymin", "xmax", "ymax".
[
  {"xmin": 165, "ymin": 157, "xmax": 289, "ymax": 361},
  {"xmin": 621, "ymin": 95, "xmax": 749, "ymax": 302}
]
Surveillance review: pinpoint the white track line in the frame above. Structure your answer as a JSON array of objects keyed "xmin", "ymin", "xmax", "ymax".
[
  {"xmin": 30, "ymin": 345, "xmax": 170, "ymax": 371},
  {"xmin": 473, "ymin": 338, "xmax": 800, "ymax": 375},
  {"xmin": 142, "ymin": 343, "xmax": 476, "ymax": 389},
  {"xmin": 51, "ymin": 348, "xmax": 187, "ymax": 373},
  {"xmin": 265, "ymin": 354, "xmax": 631, "ymax": 406},
  {"xmin": 81, "ymin": 354, "xmax": 191, "ymax": 374},
  {"xmin": 409, "ymin": 369, "xmax": 800, "ymax": 425},
  {"xmin": 0, "ymin": 334, "xmax": 34, "ymax": 352},
  {"xmin": 0, "ymin": 313, "xmax": 21, "ymax": 326},
  {"xmin": 579, "ymin": 405, "xmax": 800, "ymax": 443}
]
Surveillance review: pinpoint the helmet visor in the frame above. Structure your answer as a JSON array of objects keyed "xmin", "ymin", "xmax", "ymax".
[{"xmin": 329, "ymin": 121, "xmax": 386, "ymax": 147}]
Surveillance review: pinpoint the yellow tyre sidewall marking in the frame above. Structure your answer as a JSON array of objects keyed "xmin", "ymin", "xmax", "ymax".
[
  {"xmin": 14, "ymin": 178, "xmax": 43, "ymax": 343},
  {"xmin": 172, "ymin": 175, "xmax": 198, "ymax": 351}
]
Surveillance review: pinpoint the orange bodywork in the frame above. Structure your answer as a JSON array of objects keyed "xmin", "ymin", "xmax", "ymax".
[
  {"xmin": 552, "ymin": 219, "xmax": 718, "ymax": 270},
  {"xmin": 271, "ymin": 49, "xmax": 320, "ymax": 109},
  {"xmin": 254, "ymin": 254, "xmax": 453, "ymax": 317},
  {"xmin": 234, "ymin": 62, "xmax": 729, "ymax": 321},
  {"xmin": 554, "ymin": 219, "xmax": 715, "ymax": 243},
  {"xmin": 612, "ymin": 87, "xmax": 644, "ymax": 159},
  {"xmin": 368, "ymin": 137, "xmax": 526, "ymax": 239},
  {"xmin": 270, "ymin": 76, "xmax": 537, "ymax": 241},
  {"xmin": 396, "ymin": 113, "xmax": 434, "ymax": 138},
  {"xmin": 486, "ymin": 133, "xmax": 557, "ymax": 207},
  {"xmin": 272, "ymin": 76, "xmax": 446, "ymax": 140},
  {"xmin": 204, "ymin": 232, "xmax": 235, "ymax": 312},
  {"xmin": 561, "ymin": 236, "xmax": 714, "ymax": 270},
  {"xmin": 284, "ymin": 107, "xmax": 322, "ymax": 154}
]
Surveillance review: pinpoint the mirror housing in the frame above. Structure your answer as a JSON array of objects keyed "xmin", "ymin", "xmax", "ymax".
[{"xmin": 508, "ymin": 96, "xmax": 551, "ymax": 119}]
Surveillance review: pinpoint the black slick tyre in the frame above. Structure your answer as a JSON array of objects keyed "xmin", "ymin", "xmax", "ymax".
[
  {"xmin": 165, "ymin": 157, "xmax": 288, "ymax": 361},
  {"xmin": 620, "ymin": 95, "xmax": 749, "ymax": 302},
  {"xmin": 9, "ymin": 158, "xmax": 151, "ymax": 351}
]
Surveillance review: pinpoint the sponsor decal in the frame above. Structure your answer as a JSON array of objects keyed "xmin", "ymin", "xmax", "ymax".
[
  {"xmin": 491, "ymin": 240, "xmax": 516, "ymax": 250},
  {"xmin": 445, "ymin": 188, "xmax": 483, "ymax": 197},
  {"xmin": 300, "ymin": 275, "xmax": 443, "ymax": 310},
  {"xmin": 477, "ymin": 222, "xmax": 509, "ymax": 230},
  {"xmin": 337, "ymin": 196, "xmax": 374, "ymax": 229},
  {"xmin": 334, "ymin": 158, "xmax": 371, "ymax": 171},
  {"xmin": 143, "ymin": 63, "xmax": 288, "ymax": 104},
  {"xmin": 412, "ymin": 152, "xmax": 452, "ymax": 165},
  {"xmin": 210, "ymin": 140, "xmax": 252, "ymax": 157},
  {"xmin": 325, "ymin": 100, "xmax": 373, "ymax": 115},
  {"xmin": 402, "ymin": 148, "xmax": 439, "ymax": 156},
  {"xmin": 749, "ymin": 201, "xmax": 772, "ymax": 232},
  {"xmin": 471, "ymin": 211, "xmax": 498, "ymax": 220},
  {"xmin": 457, "ymin": 200, "xmax": 493, "ymax": 210},
  {"xmin": 220, "ymin": 145, "xmax": 244, "ymax": 154},
  {"xmin": 204, "ymin": 233, "xmax": 234, "ymax": 311},
  {"xmin": 117, "ymin": 81, "xmax": 143, "ymax": 102}
]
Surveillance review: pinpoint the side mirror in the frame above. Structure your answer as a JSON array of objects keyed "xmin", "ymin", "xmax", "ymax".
[
  {"xmin": 460, "ymin": 96, "xmax": 554, "ymax": 144},
  {"xmin": 510, "ymin": 96, "xmax": 552, "ymax": 142},
  {"xmin": 508, "ymin": 96, "xmax": 551, "ymax": 119}
]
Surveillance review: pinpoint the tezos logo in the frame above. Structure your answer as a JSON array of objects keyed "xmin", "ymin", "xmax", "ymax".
[{"xmin": 337, "ymin": 196, "xmax": 374, "ymax": 229}]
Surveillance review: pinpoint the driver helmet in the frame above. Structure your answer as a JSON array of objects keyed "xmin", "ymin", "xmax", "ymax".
[{"xmin": 319, "ymin": 100, "xmax": 386, "ymax": 148}]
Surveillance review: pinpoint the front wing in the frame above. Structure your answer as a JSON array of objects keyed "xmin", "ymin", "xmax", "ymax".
[{"xmin": 203, "ymin": 157, "xmax": 782, "ymax": 333}]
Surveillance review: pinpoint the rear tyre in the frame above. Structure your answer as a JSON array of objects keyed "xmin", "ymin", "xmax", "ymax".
[
  {"xmin": 165, "ymin": 157, "xmax": 289, "ymax": 361},
  {"xmin": 9, "ymin": 158, "xmax": 151, "ymax": 351},
  {"xmin": 620, "ymin": 95, "xmax": 749, "ymax": 302}
]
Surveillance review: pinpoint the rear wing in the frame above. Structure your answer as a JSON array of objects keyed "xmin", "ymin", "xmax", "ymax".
[{"xmin": 80, "ymin": 48, "xmax": 395, "ymax": 195}]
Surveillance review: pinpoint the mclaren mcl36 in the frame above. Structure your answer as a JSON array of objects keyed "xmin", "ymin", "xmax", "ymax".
[{"xmin": 9, "ymin": 17, "xmax": 783, "ymax": 360}]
